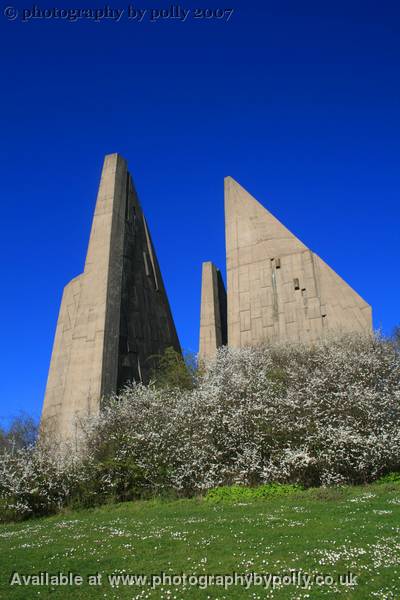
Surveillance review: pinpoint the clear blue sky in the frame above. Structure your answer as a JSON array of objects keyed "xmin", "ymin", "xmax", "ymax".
[{"xmin": 1, "ymin": 1, "xmax": 399, "ymax": 424}]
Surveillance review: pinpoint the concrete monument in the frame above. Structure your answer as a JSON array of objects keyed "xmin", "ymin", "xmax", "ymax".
[
  {"xmin": 41, "ymin": 154, "xmax": 181, "ymax": 440},
  {"xmin": 199, "ymin": 177, "xmax": 372, "ymax": 359}
]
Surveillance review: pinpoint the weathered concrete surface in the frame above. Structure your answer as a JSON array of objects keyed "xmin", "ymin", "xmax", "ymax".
[
  {"xmin": 224, "ymin": 177, "xmax": 372, "ymax": 348},
  {"xmin": 199, "ymin": 261, "xmax": 227, "ymax": 360},
  {"xmin": 41, "ymin": 154, "xmax": 181, "ymax": 440}
]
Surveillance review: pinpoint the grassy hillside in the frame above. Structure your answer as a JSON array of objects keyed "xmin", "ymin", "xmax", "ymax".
[{"xmin": 1, "ymin": 483, "xmax": 400, "ymax": 599}]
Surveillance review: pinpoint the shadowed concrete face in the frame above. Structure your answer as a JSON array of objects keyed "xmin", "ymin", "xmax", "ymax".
[
  {"xmin": 199, "ymin": 176, "xmax": 372, "ymax": 359},
  {"xmin": 41, "ymin": 154, "xmax": 181, "ymax": 440}
]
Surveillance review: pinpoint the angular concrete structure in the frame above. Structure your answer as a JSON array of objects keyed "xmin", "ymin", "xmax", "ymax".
[
  {"xmin": 199, "ymin": 177, "xmax": 372, "ymax": 358},
  {"xmin": 41, "ymin": 154, "xmax": 181, "ymax": 440}
]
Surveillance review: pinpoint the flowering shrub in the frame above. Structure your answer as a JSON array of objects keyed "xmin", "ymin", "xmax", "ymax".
[
  {"xmin": 81, "ymin": 332, "xmax": 400, "ymax": 494},
  {"xmin": 0, "ymin": 439, "xmax": 87, "ymax": 521},
  {"xmin": 1, "ymin": 332, "xmax": 400, "ymax": 521}
]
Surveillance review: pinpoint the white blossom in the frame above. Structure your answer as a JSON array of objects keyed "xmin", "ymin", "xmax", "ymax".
[{"xmin": 1, "ymin": 332, "xmax": 399, "ymax": 520}]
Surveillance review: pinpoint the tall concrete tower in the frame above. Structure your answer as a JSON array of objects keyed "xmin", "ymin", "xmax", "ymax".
[
  {"xmin": 199, "ymin": 262, "xmax": 227, "ymax": 360},
  {"xmin": 199, "ymin": 177, "xmax": 372, "ymax": 359},
  {"xmin": 41, "ymin": 154, "xmax": 181, "ymax": 440}
]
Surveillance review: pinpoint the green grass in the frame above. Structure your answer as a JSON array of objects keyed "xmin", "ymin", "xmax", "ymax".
[{"xmin": 1, "ymin": 483, "xmax": 400, "ymax": 599}]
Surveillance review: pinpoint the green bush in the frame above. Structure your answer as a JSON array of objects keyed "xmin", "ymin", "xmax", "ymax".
[
  {"xmin": 205, "ymin": 483, "xmax": 302, "ymax": 503},
  {"xmin": 150, "ymin": 347, "xmax": 196, "ymax": 390},
  {"xmin": 376, "ymin": 472, "xmax": 400, "ymax": 485}
]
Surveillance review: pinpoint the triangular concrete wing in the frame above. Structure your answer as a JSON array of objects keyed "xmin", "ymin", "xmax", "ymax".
[{"xmin": 224, "ymin": 177, "xmax": 371, "ymax": 347}]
